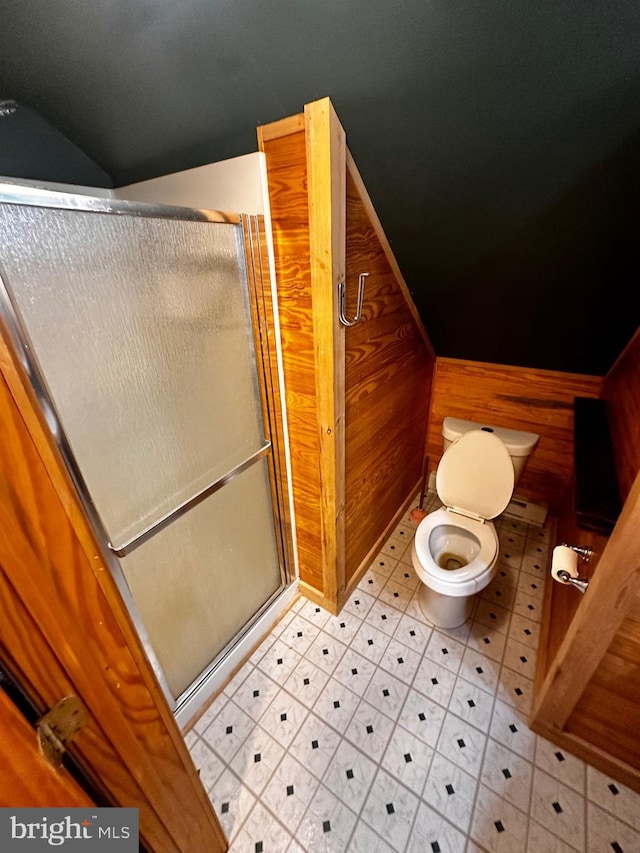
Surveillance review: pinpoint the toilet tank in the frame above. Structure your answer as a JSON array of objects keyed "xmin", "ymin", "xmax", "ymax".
[{"xmin": 442, "ymin": 417, "xmax": 540, "ymax": 486}]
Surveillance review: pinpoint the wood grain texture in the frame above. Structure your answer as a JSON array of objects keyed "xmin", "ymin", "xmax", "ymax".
[
  {"xmin": 344, "ymin": 165, "xmax": 434, "ymax": 584},
  {"xmin": 603, "ymin": 326, "xmax": 640, "ymax": 500},
  {"xmin": 259, "ymin": 99, "xmax": 435, "ymax": 608},
  {"xmin": 305, "ymin": 98, "xmax": 347, "ymax": 604},
  {"xmin": 427, "ymin": 358, "xmax": 603, "ymax": 512},
  {"xmin": 0, "ymin": 339, "xmax": 226, "ymax": 851},
  {"xmin": 257, "ymin": 122, "xmax": 324, "ymax": 593},
  {"xmin": 0, "ymin": 689, "xmax": 95, "ymax": 807}
]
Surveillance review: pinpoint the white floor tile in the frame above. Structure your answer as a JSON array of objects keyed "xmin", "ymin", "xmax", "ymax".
[
  {"xmin": 322, "ymin": 738, "xmax": 377, "ymax": 812},
  {"xmin": 295, "ymin": 783, "xmax": 358, "ymax": 853},
  {"xmin": 189, "ymin": 513, "xmax": 640, "ymax": 853},
  {"xmin": 407, "ymin": 800, "xmax": 466, "ymax": 852},
  {"xmin": 361, "ymin": 768, "xmax": 420, "ymax": 852},
  {"xmin": 586, "ymin": 801, "xmax": 640, "ymax": 853},
  {"xmin": 423, "ymin": 751, "xmax": 478, "ymax": 833},
  {"xmin": 530, "ymin": 768, "xmax": 586, "ymax": 851}
]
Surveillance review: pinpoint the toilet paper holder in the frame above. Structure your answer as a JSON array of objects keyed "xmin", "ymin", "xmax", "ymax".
[{"xmin": 555, "ymin": 543, "xmax": 593, "ymax": 593}]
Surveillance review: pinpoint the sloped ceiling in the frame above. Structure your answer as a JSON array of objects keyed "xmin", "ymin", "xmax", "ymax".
[{"xmin": 1, "ymin": 1, "xmax": 639, "ymax": 374}]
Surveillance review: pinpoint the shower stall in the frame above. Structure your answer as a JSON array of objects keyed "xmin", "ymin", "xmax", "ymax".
[{"xmin": 0, "ymin": 179, "xmax": 294, "ymax": 724}]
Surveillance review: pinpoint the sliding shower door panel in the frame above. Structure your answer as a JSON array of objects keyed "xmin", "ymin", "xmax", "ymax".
[
  {"xmin": 0, "ymin": 203, "xmax": 266, "ymax": 547},
  {"xmin": 0, "ymin": 189, "xmax": 286, "ymax": 705}
]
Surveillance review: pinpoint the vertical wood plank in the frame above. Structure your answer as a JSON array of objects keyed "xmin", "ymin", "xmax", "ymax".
[{"xmin": 305, "ymin": 98, "xmax": 347, "ymax": 604}]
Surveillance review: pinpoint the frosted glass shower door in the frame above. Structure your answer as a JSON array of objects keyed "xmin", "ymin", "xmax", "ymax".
[{"xmin": 0, "ymin": 188, "xmax": 285, "ymax": 702}]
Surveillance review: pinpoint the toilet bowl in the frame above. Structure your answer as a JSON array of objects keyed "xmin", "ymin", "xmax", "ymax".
[{"xmin": 411, "ymin": 428, "xmax": 516, "ymax": 628}]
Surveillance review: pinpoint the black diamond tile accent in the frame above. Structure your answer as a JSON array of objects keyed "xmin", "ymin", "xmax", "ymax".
[
  {"xmin": 509, "ymin": 723, "xmax": 518, "ymax": 733},
  {"xmin": 383, "ymin": 689, "xmax": 390, "ymax": 697},
  {"xmin": 490, "ymin": 612, "xmax": 497, "ymax": 620},
  {"xmin": 441, "ymin": 647, "xmax": 449, "ymax": 655},
  {"xmin": 431, "ymin": 677, "xmax": 438, "ymax": 685},
  {"xmin": 311, "ymin": 740, "xmax": 318, "ymax": 749},
  {"xmin": 609, "ymin": 783, "xmax": 620, "ymax": 795},
  {"xmin": 334, "ymin": 700, "xmax": 341, "ymax": 709},
  {"xmin": 404, "ymin": 753, "xmax": 412, "ymax": 763},
  {"xmin": 528, "ymin": 604, "xmax": 534, "ymax": 611},
  {"xmin": 386, "ymin": 803, "xmax": 395, "ymax": 814},
  {"xmin": 397, "ymin": 657, "xmax": 404, "ymax": 664},
  {"xmin": 346, "ymin": 768, "xmax": 354, "ymax": 779},
  {"xmin": 495, "ymin": 820, "xmax": 505, "ymax": 833},
  {"xmin": 280, "ymin": 713, "xmax": 287, "ymax": 722},
  {"xmin": 340, "ymin": 622, "xmax": 346, "ymax": 628},
  {"xmin": 368, "ymin": 638, "xmax": 374, "ymax": 645},
  {"xmin": 255, "ymin": 843, "xmax": 263, "ymax": 853},
  {"xmin": 254, "ymin": 753, "xmax": 261, "ymax": 763},
  {"xmin": 355, "ymin": 600, "xmax": 360, "ymax": 606},
  {"xmin": 457, "ymin": 738, "xmax": 466, "ymax": 749},
  {"xmin": 431, "ymin": 843, "xmax": 441, "ymax": 853},
  {"xmin": 226, "ymin": 725, "xmax": 233, "ymax": 735},
  {"xmin": 446, "ymin": 783, "xmax": 455, "ymax": 795},
  {"xmin": 520, "ymin": 655, "xmax": 528, "ymax": 663},
  {"xmin": 379, "ymin": 561, "xmax": 385, "ymax": 567},
  {"xmin": 468, "ymin": 699, "xmax": 476, "ymax": 708},
  {"xmin": 323, "ymin": 820, "xmax": 331, "ymax": 833},
  {"xmin": 531, "ymin": 583, "xmax": 538, "ymax": 590},
  {"xmin": 552, "ymin": 801, "xmax": 563, "ymax": 814},
  {"xmin": 418, "ymin": 712, "xmax": 426, "ymax": 721},
  {"xmin": 352, "ymin": 668, "xmax": 358, "ymax": 675},
  {"xmin": 524, "ymin": 629, "xmax": 532, "ymax": 635},
  {"xmin": 483, "ymin": 637, "xmax": 491, "ymax": 644},
  {"xmin": 404, "ymin": 571, "xmax": 410, "ymax": 577},
  {"xmin": 253, "ymin": 689, "xmax": 260, "ymax": 697},
  {"xmin": 303, "ymin": 678, "xmax": 310, "ymax": 686},
  {"xmin": 555, "ymin": 751, "xmax": 565, "ymax": 762},
  {"xmin": 297, "ymin": 631, "xmax": 303, "ymax": 637},
  {"xmin": 393, "ymin": 592, "xmax": 399, "ymax": 598},
  {"xmin": 410, "ymin": 629, "xmax": 416, "ymax": 636},
  {"xmin": 381, "ymin": 614, "xmax": 388, "ymax": 621},
  {"xmin": 502, "ymin": 768, "xmax": 512, "ymax": 779},
  {"xmin": 368, "ymin": 578, "xmax": 374, "ymax": 584},
  {"xmin": 500, "ymin": 570, "xmax": 506, "ymax": 577},
  {"xmin": 277, "ymin": 658, "xmax": 283, "ymax": 665},
  {"xmin": 315, "ymin": 607, "xmax": 321, "ymax": 613},
  {"xmin": 496, "ymin": 590, "xmax": 502, "ymax": 597},
  {"xmin": 287, "ymin": 784, "xmax": 294, "ymax": 796},
  {"xmin": 366, "ymin": 725, "xmax": 374, "ymax": 734},
  {"xmin": 515, "ymin": 687, "xmax": 523, "ymax": 696},
  {"xmin": 221, "ymin": 802, "xmax": 229, "ymax": 814},
  {"xmin": 476, "ymin": 666, "xmax": 484, "ymax": 674},
  {"xmin": 611, "ymin": 842, "xmax": 623, "ymax": 853},
  {"xmin": 322, "ymin": 648, "xmax": 329, "ymax": 655}
]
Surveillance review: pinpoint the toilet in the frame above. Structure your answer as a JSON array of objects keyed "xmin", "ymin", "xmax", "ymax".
[{"xmin": 411, "ymin": 418, "xmax": 540, "ymax": 628}]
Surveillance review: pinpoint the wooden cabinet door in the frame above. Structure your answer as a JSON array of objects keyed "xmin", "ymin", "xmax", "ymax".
[{"xmin": 0, "ymin": 332, "xmax": 227, "ymax": 851}]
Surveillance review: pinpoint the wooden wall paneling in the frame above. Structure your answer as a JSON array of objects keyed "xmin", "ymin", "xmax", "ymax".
[
  {"xmin": 344, "ymin": 163, "xmax": 434, "ymax": 585},
  {"xmin": 530, "ymin": 468, "xmax": 640, "ymax": 791},
  {"xmin": 0, "ymin": 335, "xmax": 226, "ymax": 850},
  {"xmin": 0, "ymin": 688, "xmax": 94, "ymax": 807},
  {"xmin": 304, "ymin": 98, "xmax": 347, "ymax": 608},
  {"xmin": 427, "ymin": 358, "xmax": 603, "ymax": 512},
  {"xmin": 257, "ymin": 120, "xmax": 325, "ymax": 596},
  {"xmin": 602, "ymin": 326, "xmax": 640, "ymax": 499}
]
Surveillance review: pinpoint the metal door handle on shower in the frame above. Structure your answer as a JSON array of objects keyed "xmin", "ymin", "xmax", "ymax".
[{"xmin": 338, "ymin": 272, "xmax": 369, "ymax": 326}]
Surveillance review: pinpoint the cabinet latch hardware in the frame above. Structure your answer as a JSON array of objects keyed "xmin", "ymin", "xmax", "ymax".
[{"xmin": 36, "ymin": 695, "xmax": 88, "ymax": 769}]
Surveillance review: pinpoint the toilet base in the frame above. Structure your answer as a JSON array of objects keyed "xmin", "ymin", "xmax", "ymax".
[{"xmin": 418, "ymin": 583, "xmax": 475, "ymax": 629}]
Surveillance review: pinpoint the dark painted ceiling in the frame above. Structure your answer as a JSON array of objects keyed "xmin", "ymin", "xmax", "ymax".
[{"xmin": 1, "ymin": 1, "xmax": 639, "ymax": 375}]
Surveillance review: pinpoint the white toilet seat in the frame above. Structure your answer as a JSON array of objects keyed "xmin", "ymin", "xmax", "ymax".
[{"xmin": 412, "ymin": 507, "xmax": 499, "ymax": 597}]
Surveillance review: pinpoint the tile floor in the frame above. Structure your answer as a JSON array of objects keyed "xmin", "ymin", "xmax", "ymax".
[{"xmin": 185, "ymin": 492, "xmax": 640, "ymax": 852}]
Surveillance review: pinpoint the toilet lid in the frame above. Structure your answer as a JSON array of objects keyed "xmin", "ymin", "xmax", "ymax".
[{"xmin": 436, "ymin": 429, "xmax": 514, "ymax": 520}]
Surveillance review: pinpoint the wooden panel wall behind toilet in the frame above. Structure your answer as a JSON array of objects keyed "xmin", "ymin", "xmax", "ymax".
[
  {"xmin": 344, "ymin": 160, "xmax": 434, "ymax": 585},
  {"xmin": 426, "ymin": 358, "xmax": 603, "ymax": 513}
]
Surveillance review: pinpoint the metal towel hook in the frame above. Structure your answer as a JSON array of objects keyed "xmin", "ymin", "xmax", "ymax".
[{"xmin": 338, "ymin": 272, "xmax": 369, "ymax": 327}]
